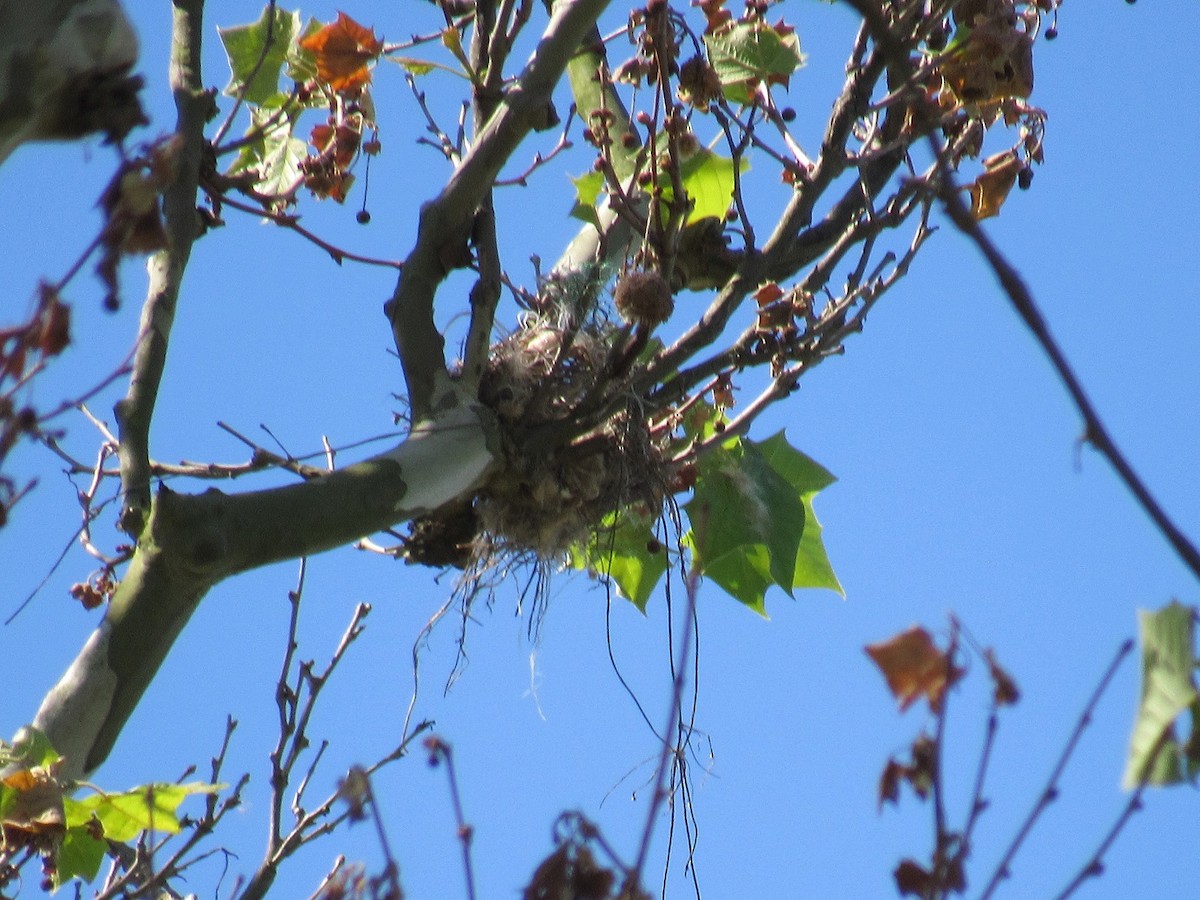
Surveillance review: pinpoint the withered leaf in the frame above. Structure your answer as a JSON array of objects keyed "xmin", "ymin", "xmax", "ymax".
[
  {"xmin": 866, "ymin": 626, "xmax": 962, "ymax": 713},
  {"xmin": 985, "ymin": 647, "xmax": 1020, "ymax": 706},
  {"xmin": 1, "ymin": 767, "xmax": 66, "ymax": 849},
  {"xmin": 878, "ymin": 757, "xmax": 905, "ymax": 810},
  {"xmin": 894, "ymin": 859, "xmax": 935, "ymax": 898},
  {"xmin": 967, "ymin": 150, "xmax": 1023, "ymax": 220},
  {"xmin": 299, "ymin": 12, "xmax": 383, "ymax": 95}
]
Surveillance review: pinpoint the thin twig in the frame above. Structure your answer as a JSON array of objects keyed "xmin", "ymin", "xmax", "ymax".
[
  {"xmin": 977, "ymin": 639, "xmax": 1134, "ymax": 899},
  {"xmin": 424, "ymin": 737, "xmax": 477, "ymax": 900},
  {"xmin": 212, "ymin": 191, "xmax": 404, "ymax": 269}
]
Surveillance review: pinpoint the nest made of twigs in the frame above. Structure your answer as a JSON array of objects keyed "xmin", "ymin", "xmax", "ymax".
[{"xmin": 473, "ymin": 315, "xmax": 666, "ymax": 560}]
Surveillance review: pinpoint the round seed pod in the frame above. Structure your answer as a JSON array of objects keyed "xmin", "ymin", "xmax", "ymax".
[{"xmin": 614, "ymin": 270, "xmax": 674, "ymax": 327}]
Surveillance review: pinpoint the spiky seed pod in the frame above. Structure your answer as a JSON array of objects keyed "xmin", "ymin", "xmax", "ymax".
[{"xmin": 614, "ymin": 270, "xmax": 674, "ymax": 328}]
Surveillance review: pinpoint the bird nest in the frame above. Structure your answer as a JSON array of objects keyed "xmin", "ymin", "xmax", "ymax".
[{"xmin": 472, "ymin": 315, "xmax": 666, "ymax": 560}]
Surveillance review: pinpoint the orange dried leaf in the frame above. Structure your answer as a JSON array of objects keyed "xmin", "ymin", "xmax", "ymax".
[
  {"xmin": 1, "ymin": 767, "xmax": 66, "ymax": 844},
  {"xmin": 754, "ymin": 282, "xmax": 784, "ymax": 306},
  {"xmin": 299, "ymin": 12, "xmax": 383, "ymax": 94},
  {"xmin": 866, "ymin": 626, "xmax": 960, "ymax": 712}
]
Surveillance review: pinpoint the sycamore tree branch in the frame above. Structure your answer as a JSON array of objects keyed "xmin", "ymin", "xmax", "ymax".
[
  {"xmin": 387, "ymin": 0, "xmax": 613, "ymax": 419},
  {"xmin": 112, "ymin": 0, "xmax": 210, "ymax": 536},
  {"xmin": 461, "ymin": 0, "xmax": 506, "ymax": 395},
  {"xmin": 33, "ymin": 405, "xmax": 496, "ymax": 777}
]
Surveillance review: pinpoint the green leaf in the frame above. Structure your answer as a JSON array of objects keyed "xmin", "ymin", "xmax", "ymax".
[
  {"xmin": 54, "ymin": 826, "xmax": 107, "ymax": 886},
  {"xmin": 219, "ymin": 6, "xmax": 302, "ymax": 105},
  {"xmin": 394, "ymin": 57, "xmax": 437, "ymax": 77},
  {"xmin": 66, "ymin": 782, "xmax": 222, "ymax": 842},
  {"xmin": 685, "ymin": 431, "xmax": 839, "ymax": 613},
  {"xmin": 572, "ymin": 508, "xmax": 668, "ymax": 612},
  {"xmin": 286, "ymin": 16, "xmax": 323, "ymax": 83},
  {"xmin": 755, "ymin": 431, "xmax": 844, "ymax": 596},
  {"xmin": 1123, "ymin": 601, "xmax": 1199, "ymax": 788},
  {"xmin": 569, "ymin": 171, "xmax": 605, "ymax": 229},
  {"xmin": 230, "ymin": 106, "xmax": 307, "ymax": 198},
  {"xmin": 704, "ymin": 21, "xmax": 806, "ymax": 106},
  {"xmin": 679, "ymin": 149, "xmax": 739, "ymax": 225}
]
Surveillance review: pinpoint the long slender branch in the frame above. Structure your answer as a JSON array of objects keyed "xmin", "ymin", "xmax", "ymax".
[
  {"xmin": 934, "ymin": 182, "xmax": 1200, "ymax": 580},
  {"xmin": 842, "ymin": 0, "xmax": 1200, "ymax": 583},
  {"xmin": 461, "ymin": 2, "xmax": 505, "ymax": 394},
  {"xmin": 112, "ymin": 0, "xmax": 211, "ymax": 536}
]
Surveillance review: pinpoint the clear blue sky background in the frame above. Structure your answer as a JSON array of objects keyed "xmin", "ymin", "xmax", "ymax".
[{"xmin": 3, "ymin": 1, "xmax": 1199, "ymax": 898}]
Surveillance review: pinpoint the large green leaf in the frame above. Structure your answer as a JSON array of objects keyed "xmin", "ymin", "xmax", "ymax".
[
  {"xmin": 705, "ymin": 21, "xmax": 806, "ymax": 106},
  {"xmin": 219, "ymin": 7, "xmax": 302, "ymax": 105},
  {"xmin": 1123, "ymin": 601, "xmax": 1199, "ymax": 788},
  {"xmin": 54, "ymin": 827, "xmax": 107, "ymax": 887},
  {"xmin": 230, "ymin": 103, "xmax": 307, "ymax": 199},
  {"xmin": 572, "ymin": 508, "xmax": 669, "ymax": 612},
  {"xmin": 685, "ymin": 431, "xmax": 838, "ymax": 614},
  {"xmin": 756, "ymin": 431, "xmax": 843, "ymax": 596}
]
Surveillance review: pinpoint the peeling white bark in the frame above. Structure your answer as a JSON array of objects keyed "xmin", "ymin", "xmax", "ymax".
[{"xmin": 385, "ymin": 398, "xmax": 498, "ymax": 515}]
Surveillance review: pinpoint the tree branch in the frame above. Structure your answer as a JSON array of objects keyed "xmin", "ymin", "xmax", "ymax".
[
  {"xmin": 843, "ymin": 0, "xmax": 1200, "ymax": 583},
  {"xmin": 31, "ymin": 406, "xmax": 496, "ymax": 776},
  {"xmin": 112, "ymin": 0, "xmax": 211, "ymax": 536},
  {"xmin": 386, "ymin": 0, "xmax": 612, "ymax": 419}
]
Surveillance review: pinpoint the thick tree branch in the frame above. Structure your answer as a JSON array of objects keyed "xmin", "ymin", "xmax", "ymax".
[
  {"xmin": 112, "ymin": 0, "xmax": 211, "ymax": 536},
  {"xmin": 387, "ymin": 0, "xmax": 611, "ymax": 419},
  {"xmin": 32, "ymin": 404, "xmax": 496, "ymax": 776}
]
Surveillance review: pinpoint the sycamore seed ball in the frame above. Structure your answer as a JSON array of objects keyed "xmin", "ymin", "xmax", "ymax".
[{"xmin": 614, "ymin": 270, "xmax": 674, "ymax": 328}]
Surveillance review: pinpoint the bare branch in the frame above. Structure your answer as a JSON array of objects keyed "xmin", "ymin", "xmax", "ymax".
[{"xmin": 112, "ymin": 0, "xmax": 212, "ymax": 536}]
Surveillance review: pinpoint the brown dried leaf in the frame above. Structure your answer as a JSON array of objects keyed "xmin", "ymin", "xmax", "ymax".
[
  {"xmin": 894, "ymin": 859, "xmax": 935, "ymax": 897},
  {"xmin": 967, "ymin": 150, "xmax": 1023, "ymax": 220},
  {"xmin": 1, "ymin": 767, "xmax": 66, "ymax": 849},
  {"xmin": 878, "ymin": 757, "xmax": 905, "ymax": 810},
  {"xmin": 985, "ymin": 647, "xmax": 1020, "ymax": 706},
  {"xmin": 866, "ymin": 626, "xmax": 961, "ymax": 712}
]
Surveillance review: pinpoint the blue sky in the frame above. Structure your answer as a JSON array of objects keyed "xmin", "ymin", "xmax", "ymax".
[{"xmin": 3, "ymin": 1, "xmax": 1200, "ymax": 898}]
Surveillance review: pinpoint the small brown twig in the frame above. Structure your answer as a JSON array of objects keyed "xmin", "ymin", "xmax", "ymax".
[
  {"xmin": 977, "ymin": 639, "xmax": 1135, "ymax": 899},
  {"xmin": 424, "ymin": 736, "xmax": 478, "ymax": 900},
  {"xmin": 209, "ymin": 191, "xmax": 404, "ymax": 269}
]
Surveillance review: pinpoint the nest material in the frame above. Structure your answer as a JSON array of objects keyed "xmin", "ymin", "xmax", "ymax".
[{"xmin": 474, "ymin": 317, "xmax": 665, "ymax": 560}]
